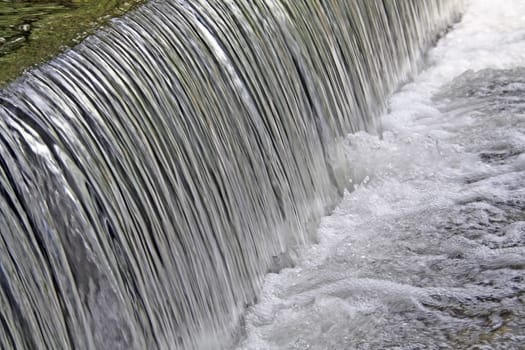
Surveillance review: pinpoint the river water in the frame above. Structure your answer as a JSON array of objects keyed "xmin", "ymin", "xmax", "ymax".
[
  {"xmin": 238, "ymin": 1, "xmax": 525, "ymax": 349},
  {"xmin": 0, "ymin": 1, "xmax": 463, "ymax": 349}
]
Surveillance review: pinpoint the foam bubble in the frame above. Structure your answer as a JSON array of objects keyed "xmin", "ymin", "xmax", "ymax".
[{"xmin": 239, "ymin": 1, "xmax": 525, "ymax": 349}]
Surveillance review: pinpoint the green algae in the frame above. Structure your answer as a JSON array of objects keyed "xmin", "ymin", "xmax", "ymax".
[{"xmin": 0, "ymin": 0, "xmax": 146, "ymax": 87}]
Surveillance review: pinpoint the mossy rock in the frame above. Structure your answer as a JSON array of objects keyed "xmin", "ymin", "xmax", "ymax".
[{"xmin": 0, "ymin": 0, "xmax": 146, "ymax": 87}]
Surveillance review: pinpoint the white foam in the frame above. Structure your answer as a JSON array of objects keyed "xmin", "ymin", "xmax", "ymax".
[{"xmin": 239, "ymin": 1, "xmax": 525, "ymax": 348}]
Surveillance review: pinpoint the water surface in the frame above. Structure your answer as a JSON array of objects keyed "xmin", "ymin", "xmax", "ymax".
[{"xmin": 239, "ymin": 1, "xmax": 525, "ymax": 348}]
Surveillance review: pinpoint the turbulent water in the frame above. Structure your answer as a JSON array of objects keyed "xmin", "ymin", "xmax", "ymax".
[
  {"xmin": 238, "ymin": 1, "xmax": 525, "ymax": 349},
  {"xmin": 0, "ymin": 1, "xmax": 466, "ymax": 349}
]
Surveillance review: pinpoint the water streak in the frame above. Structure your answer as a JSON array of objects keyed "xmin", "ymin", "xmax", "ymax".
[{"xmin": 0, "ymin": 1, "xmax": 463, "ymax": 348}]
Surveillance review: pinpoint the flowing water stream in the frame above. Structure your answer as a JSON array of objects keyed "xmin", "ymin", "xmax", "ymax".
[
  {"xmin": 239, "ymin": 1, "xmax": 525, "ymax": 349},
  {"xmin": 0, "ymin": 1, "xmax": 467, "ymax": 349}
]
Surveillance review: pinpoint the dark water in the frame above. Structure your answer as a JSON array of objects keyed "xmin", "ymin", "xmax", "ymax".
[{"xmin": 0, "ymin": 1, "xmax": 463, "ymax": 349}]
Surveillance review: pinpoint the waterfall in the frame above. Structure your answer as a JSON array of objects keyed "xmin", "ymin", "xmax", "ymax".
[{"xmin": 0, "ymin": 1, "xmax": 464, "ymax": 349}]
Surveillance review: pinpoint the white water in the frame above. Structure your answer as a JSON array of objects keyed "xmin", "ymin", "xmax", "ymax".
[
  {"xmin": 0, "ymin": 2, "xmax": 463, "ymax": 349},
  {"xmin": 239, "ymin": 1, "xmax": 525, "ymax": 349}
]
